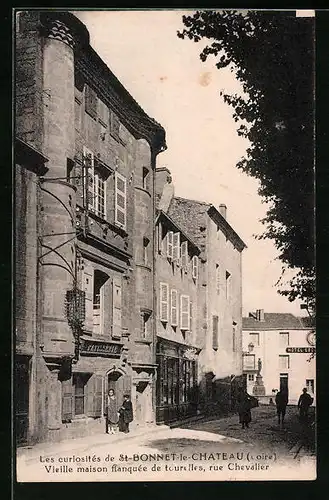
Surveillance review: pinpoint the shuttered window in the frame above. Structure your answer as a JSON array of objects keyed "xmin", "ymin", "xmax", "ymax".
[
  {"xmin": 180, "ymin": 295, "xmax": 190, "ymax": 330},
  {"xmin": 160, "ymin": 282, "xmax": 169, "ymax": 322},
  {"xmin": 115, "ymin": 172, "xmax": 127, "ymax": 230},
  {"xmin": 167, "ymin": 231, "xmax": 173, "ymax": 260},
  {"xmin": 170, "ymin": 289, "xmax": 178, "ymax": 326},
  {"xmin": 173, "ymin": 232, "xmax": 180, "ymax": 261},
  {"xmin": 192, "ymin": 255, "xmax": 198, "ymax": 280},
  {"xmin": 112, "ymin": 275, "xmax": 122, "ymax": 339},
  {"xmin": 181, "ymin": 241, "xmax": 188, "ymax": 268},
  {"xmin": 85, "ymin": 84, "xmax": 98, "ymax": 119},
  {"xmin": 110, "ymin": 111, "xmax": 120, "ymax": 138},
  {"xmin": 216, "ymin": 264, "xmax": 220, "ymax": 295},
  {"xmin": 86, "ymin": 374, "xmax": 103, "ymax": 418},
  {"xmin": 212, "ymin": 315, "xmax": 219, "ymax": 350},
  {"xmin": 61, "ymin": 379, "xmax": 73, "ymax": 423}
]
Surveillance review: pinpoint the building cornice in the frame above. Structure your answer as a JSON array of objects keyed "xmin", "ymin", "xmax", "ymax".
[{"xmin": 207, "ymin": 205, "xmax": 247, "ymax": 252}]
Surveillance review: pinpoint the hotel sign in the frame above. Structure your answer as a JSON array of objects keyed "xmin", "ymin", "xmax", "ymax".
[
  {"xmin": 286, "ymin": 347, "xmax": 315, "ymax": 354},
  {"xmin": 80, "ymin": 338, "xmax": 123, "ymax": 357}
]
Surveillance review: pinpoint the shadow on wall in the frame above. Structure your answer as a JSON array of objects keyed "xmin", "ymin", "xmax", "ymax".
[{"xmin": 198, "ymin": 373, "xmax": 246, "ymax": 417}]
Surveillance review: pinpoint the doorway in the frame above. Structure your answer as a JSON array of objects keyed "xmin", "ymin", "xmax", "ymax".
[
  {"xmin": 136, "ymin": 381, "xmax": 150, "ymax": 425},
  {"xmin": 280, "ymin": 373, "xmax": 289, "ymax": 393},
  {"xmin": 16, "ymin": 356, "xmax": 30, "ymax": 445}
]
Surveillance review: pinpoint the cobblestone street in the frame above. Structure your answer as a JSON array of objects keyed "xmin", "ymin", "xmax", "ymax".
[{"xmin": 17, "ymin": 405, "xmax": 316, "ymax": 482}]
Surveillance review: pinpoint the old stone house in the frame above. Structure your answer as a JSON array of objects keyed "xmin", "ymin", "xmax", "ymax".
[{"xmin": 15, "ymin": 11, "xmax": 166, "ymax": 444}]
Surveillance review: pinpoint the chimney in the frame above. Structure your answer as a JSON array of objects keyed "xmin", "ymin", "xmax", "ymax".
[
  {"xmin": 218, "ymin": 204, "xmax": 227, "ymax": 219},
  {"xmin": 156, "ymin": 167, "xmax": 174, "ymax": 213},
  {"xmin": 256, "ymin": 309, "xmax": 265, "ymax": 322}
]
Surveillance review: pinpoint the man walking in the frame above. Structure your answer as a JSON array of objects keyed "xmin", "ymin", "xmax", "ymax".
[
  {"xmin": 275, "ymin": 390, "xmax": 288, "ymax": 428},
  {"xmin": 298, "ymin": 387, "xmax": 313, "ymax": 424}
]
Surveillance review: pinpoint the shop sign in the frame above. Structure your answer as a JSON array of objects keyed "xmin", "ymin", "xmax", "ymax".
[
  {"xmin": 80, "ymin": 338, "xmax": 123, "ymax": 357},
  {"xmin": 286, "ymin": 347, "xmax": 316, "ymax": 354}
]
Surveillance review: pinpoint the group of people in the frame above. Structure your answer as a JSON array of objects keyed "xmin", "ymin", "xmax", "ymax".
[
  {"xmin": 105, "ymin": 389, "xmax": 133, "ymax": 435},
  {"xmin": 237, "ymin": 387, "xmax": 314, "ymax": 429}
]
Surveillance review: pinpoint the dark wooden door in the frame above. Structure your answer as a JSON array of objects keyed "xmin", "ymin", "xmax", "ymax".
[
  {"xmin": 280, "ymin": 373, "xmax": 289, "ymax": 393},
  {"xmin": 16, "ymin": 357, "xmax": 29, "ymax": 445}
]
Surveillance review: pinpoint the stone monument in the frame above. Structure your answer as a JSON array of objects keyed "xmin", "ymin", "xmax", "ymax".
[{"xmin": 252, "ymin": 358, "xmax": 266, "ymax": 396}]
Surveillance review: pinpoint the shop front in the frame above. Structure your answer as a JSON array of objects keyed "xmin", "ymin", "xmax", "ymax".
[{"xmin": 156, "ymin": 339, "xmax": 199, "ymax": 424}]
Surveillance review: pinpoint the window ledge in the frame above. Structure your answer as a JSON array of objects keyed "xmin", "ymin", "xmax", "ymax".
[
  {"xmin": 136, "ymin": 263, "xmax": 152, "ymax": 272},
  {"xmin": 135, "ymin": 186, "xmax": 151, "ymax": 197},
  {"xmin": 135, "ymin": 339, "xmax": 153, "ymax": 345}
]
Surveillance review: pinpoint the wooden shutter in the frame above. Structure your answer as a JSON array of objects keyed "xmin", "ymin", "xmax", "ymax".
[
  {"xmin": 115, "ymin": 172, "xmax": 127, "ymax": 229},
  {"xmin": 180, "ymin": 295, "xmax": 190, "ymax": 330},
  {"xmin": 159, "ymin": 282, "xmax": 169, "ymax": 322},
  {"xmin": 112, "ymin": 275, "xmax": 122, "ymax": 339},
  {"xmin": 167, "ymin": 231, "xmax": 173, "ymax": 260},
  {"xmin": 212, "ymin": 315, "xmax": 219, "ymax": 350},
  {"xmin": 181, "ymin": 241, "xmax": 188, "ymax": 268},
  {"xmin": 173, "ymin": 232, "xmax": 180, "ymax": 261},
  {"xmin": 85, "ymin": 84, "xmax": 98, "ymax": 119},
  {"xmin": 192, "ymin": 255, "xmax": 198, "ymax": 280},
  {"xmin": 171, "ymin": 289, "xmax": 178, "ymax": 326},
  {"xmin": 86, "ymin": 374, "xmax": 103, "ymax": 418},
  {"xmin": 61, "ymin": 379, "xmax": 73, "ymax": 422},
  {"xmin": 82, "ymin": 264, "xmax": 94, "ymax": 333},
  {"xmin": 83, "ymin": 147, "xmax": 95, "ymax": 212}
]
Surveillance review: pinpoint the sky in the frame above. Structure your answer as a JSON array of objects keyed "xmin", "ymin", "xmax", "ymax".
[{"xmin": 73, "ymin": 9, "xmax": 306, "ymax": 317}]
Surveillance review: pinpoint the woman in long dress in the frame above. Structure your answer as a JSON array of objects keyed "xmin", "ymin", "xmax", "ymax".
[
  {"xmin": 237, "ymin": 389, "xmax": 253, "ymax": 429},
  {"xmin": 106, "ymin": 389, "xmax": 119, "ymax": 434}
]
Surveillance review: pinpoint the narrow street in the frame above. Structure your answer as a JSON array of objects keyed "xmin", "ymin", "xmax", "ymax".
[{"xmin": 17, "ymin": 406, "xmax": 316, "ymax": 482}]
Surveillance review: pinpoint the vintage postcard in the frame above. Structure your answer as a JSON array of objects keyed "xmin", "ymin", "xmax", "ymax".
[{"xmin": 14, "ymin": 8, "xmax": 316, "ymax": 482}]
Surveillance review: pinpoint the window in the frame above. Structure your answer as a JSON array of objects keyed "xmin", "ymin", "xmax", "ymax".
[
  {"xmin": 112, "ymin": 275, "xmax": 122, "ymax": 339},
  {"xmin": 93, "ymin": 270, "xmax": 108, "ymax": 335},
  {"xmin": 157, "ymin": 223, "xmax": 163, "ymax": 254},
  {"xmin": 216, "ymin": 264, "xmax": 220, "ymax": 295},
  {"xmin": 248, "ymin": 374, "xmax": 255, "ymax": 382},
  {"xmin": 143, "ymin": 237, "xmax": 150, "ymax": 265},
  {"xmin": 85, "ymin": 85, "xmax": 98, "ymax": 119},
  {"xmin": 249, "ymin": 332, "xmax": 260, "ymax": 346},
  {"xmin": 192, "ymin": 255, "xmax": 198, "ymax": 280},
  {"xmin": 173, "ymin": 232, "xmax": 180, "ymax": 262},
  {"xmin": 167, "ymin": 231, "xmax": 173, "ymax": 260},
  {"xmin": 212, "ymin": 315, "xmax": 219, "ymax": 350},
  {"xmin": 98, "ymin": 99, "xmax": 109, "ymax": 126},
  {"xmin": 243, "ymin": 354, "xmax": 255, "ymax": 370},
  {"xmin": 279, "ymin": 332, "xmax": 290, "ymax": 347},
  {"xmin": 279, "ymin": 355, "xmax": 290, "ymax": 370},
  {"xmin": 160, "ymin": 282, "xmax": 169, "ymax": 322},
  {"xmin": 306, "ymin": 379, "xmax": 314, "ymax": 394},
  {"xmin": 170, "ymin": 289, "xmax": 178, "ymax": 326},
  {"xmin": 84, "ymin": 147, "xmax": 107, "ymax": 219},
  {"xmin": 232, "ymin": 325, "xmax": 236, "ymax": 352},
  {"xmin": 75, "ymin": 97, "xmax": 82, "ymax": 131},
  {"xmin": 115, "ymin": 172, "xmax": 127, "ymax": 229},
  {"xmin": 140, "ymin": 311, "xmax": 151, "ymax": 339},
  {"xmin": 226, "ymin": 271, "xmax": 231, "ymax": 299},
  {"xmin": 142, "ymin": 167, "xmax": 149, "ymax": 191},
  {"xmin": 181, "ymin": 241, "xmax": 188, "ymax": 268},
  {"xmin": 73, "ymin": 374, "xmax": 88, "ymax": 416},
  {"xmin": 180, "ymin": 295, "xmax": 190, "ymax": 330},
  {"xmin": 110, "ymin": 110, "xmax": 120, "ymax": 138}
]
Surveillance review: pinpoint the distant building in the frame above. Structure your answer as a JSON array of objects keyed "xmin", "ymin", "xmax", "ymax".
[
  {"xmin": 155, "ymin": 169, "xmax": 246, "ymax": 415},
  {"xmin": 15, "ymin": 11, "xmax": 166, "ymax": 444},
  {"xmin": 242, "ymin": 310, "xmax": 316, "ymax": 404}
]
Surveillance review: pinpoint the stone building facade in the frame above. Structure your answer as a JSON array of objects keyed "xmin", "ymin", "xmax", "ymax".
[
  {"xmin": 15, "ymin": 11, "xmax": 166, "ymax": 444},
  {"xmin": 168, "ymin": 195, "xmax": 246, "ymax": 413},
  {"xmin": 154, "ymin": 168, "xmax": 201, "ymax": 423},
  {"xmin": 242, "ymin": 311, "xmax": 316, "ymax": 405}
]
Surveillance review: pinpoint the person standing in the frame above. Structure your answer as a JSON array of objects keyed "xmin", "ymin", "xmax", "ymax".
[
  {"xmin": 105, "ymin": 389, "xmax": 119, "ymax": 434},
  {"xmin": 275, "ymin": 390, "xmax": 288, "ymax": 428},
  {"xmin": 298, "ymin": 387, "xmax": 313, "ymax": 424},
  {"xmin": 237, "ymin": 389, "xmax": 253, "ymax": 429},
  {"xmin": 119, "ymin": 393, "xmax": 134, "ymax": 433}
]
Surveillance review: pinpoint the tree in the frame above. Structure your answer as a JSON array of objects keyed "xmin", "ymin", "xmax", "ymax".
[{"xmin": 178, "ymin": 10, "xmax": 315, "ymax": 310}]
